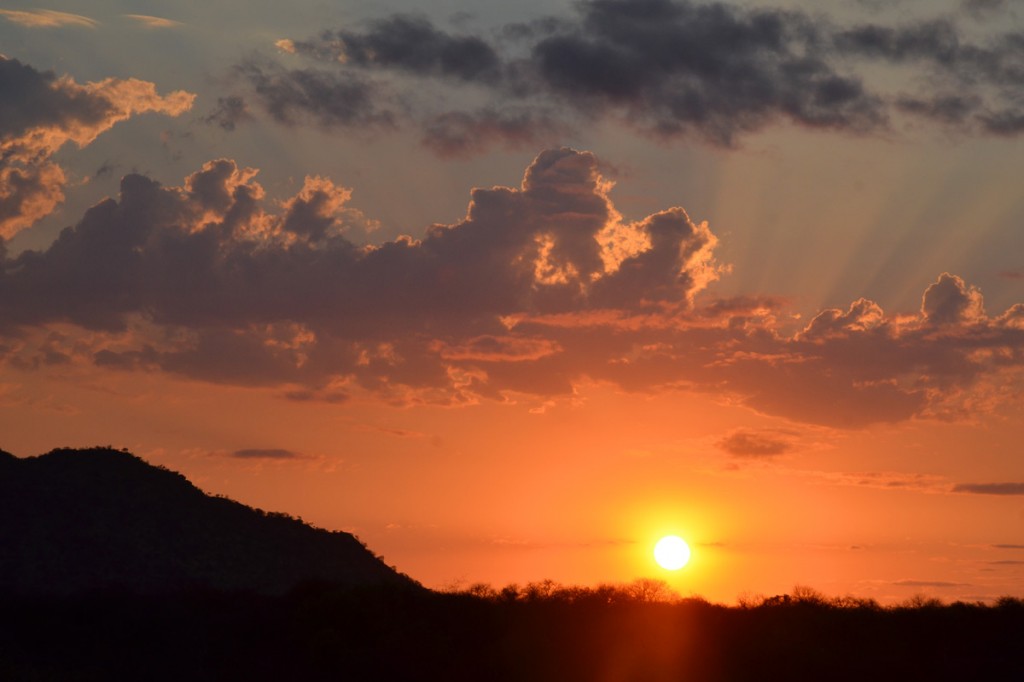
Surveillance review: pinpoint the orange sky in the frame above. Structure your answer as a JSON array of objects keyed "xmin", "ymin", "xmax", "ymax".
[{"xmin": 2, "ymin": 0, "xmax": 1023, "ymax": 604}]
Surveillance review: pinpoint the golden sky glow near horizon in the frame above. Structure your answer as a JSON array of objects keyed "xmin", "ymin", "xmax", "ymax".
[{"xmin": 1, "ymin": 0, "xmax": 1023, "ymax": 605}]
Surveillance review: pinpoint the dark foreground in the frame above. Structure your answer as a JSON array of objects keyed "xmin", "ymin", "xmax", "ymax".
[{"xmin": 3, "ymin": 583, "xmax": 1022, "ymax": 682}]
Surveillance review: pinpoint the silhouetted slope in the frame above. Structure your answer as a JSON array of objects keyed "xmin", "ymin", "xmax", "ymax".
[{"xmin": 0, "ymin": 447, "xmax": 416, "ymax": 594}]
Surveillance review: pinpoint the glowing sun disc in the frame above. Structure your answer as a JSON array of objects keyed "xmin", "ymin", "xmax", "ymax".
[{"xmin": 654, "ymin": 535, "xmax": 691, "ymax": 570}]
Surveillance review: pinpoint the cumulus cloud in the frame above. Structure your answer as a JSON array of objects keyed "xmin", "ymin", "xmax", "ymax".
[
  {"xmin": 0, "ymin": 56, "xmax": 194, "ymax": 238},
  {"xmin": 236, "ymin": 0, "xmax": 1024, "ymax": 154},
  {"xmin": 952, "ymin": 483, "xmax": 1024, "ymax": 495},
  {"xmin": 2, "ymin": 148, "xmax": 1023, "ymax": 427}
]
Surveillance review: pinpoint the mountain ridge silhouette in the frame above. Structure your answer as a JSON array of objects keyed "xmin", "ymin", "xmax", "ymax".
[{"xmin": 0, "ymin": 446, "xmax": 417, "ymax": 595}]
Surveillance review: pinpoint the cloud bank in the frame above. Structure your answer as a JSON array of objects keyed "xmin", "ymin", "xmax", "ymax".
[
  {"xmin": 2, "ymin": 147, "xmax": 1023, "ymax": 427},
  {"xmin": 230, "ymin": 0, "xmax": 1024, "ymax": 152}
]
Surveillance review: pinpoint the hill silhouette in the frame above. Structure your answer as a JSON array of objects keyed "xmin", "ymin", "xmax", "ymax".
[
  {"xmin": 0, "ymin": 446, "xmax": 416, "ymax": 594},
  {"xmin": 2, "ymin": 447, "xmax": 1023, "ymax": 680}
]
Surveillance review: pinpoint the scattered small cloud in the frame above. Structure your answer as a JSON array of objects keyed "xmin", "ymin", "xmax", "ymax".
[
  {"xmin": 717, "ymin": 428, "xmax": 796, "ymax": 458},
  {"xmin": 987, "ymin": 560, "xmax": 1024, "ymax": 565},
  {"xmin": 491, "ymin": 535, "xmax": 636, "ymax": 550},
  {"xmin": 91, "ymin": 161, "xmax": 118, "ymax": 180},
  {"xmin": 203, "ymin": 95, "xmax": 253, "ymax": 131},
  {"xmin": 952, "ymin": 482, "xmax": 1024, "ymax": 495},
  {"xmin": 993, "ymin": 544, "xmax": 1024, "ymax": 549},
  {"xmin": 999, "ymin": 270, "xmax": 1024, "ymax": 281}
]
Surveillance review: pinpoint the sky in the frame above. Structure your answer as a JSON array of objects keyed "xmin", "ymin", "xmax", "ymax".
[{"xmin": 1, "ymin": 0, "xmax": 1023, "ymax": 604}]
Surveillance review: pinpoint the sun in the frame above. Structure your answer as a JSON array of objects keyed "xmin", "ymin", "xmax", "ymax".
[{"xmin": 653, "ymin": 535, "xmax": 691, "ymax": 570}]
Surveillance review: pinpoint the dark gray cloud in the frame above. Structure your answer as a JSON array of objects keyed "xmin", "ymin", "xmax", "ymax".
[
  {"xmin": 717, "ymin": 428, "xmax": 794, "ymax": 457},
  {"xmin": 296, "ymin": 14, "xmax": 501, "ymax": 83},
  {"xmin": 231, "ymin": 448, "xmax": 304, "ymax": 459},
  {"xmin": 526, "ymin": 0, "xmax": 882, "ymax": 144},
  {"xmin": 238, "ymin": 0, "xmax": 1024, "ymax": 154},
  {"xmin": 835, "ymin": 18, "xmax": 1024, "ymax": 132},
  {"xmin": 235, "ymin": 58, "xmax": 393, "ymax": 130},
  {"xmin": 952, "ymin": 482, "xmax": 1024, "ymax": 495},
  {"xmin": 3, "ymin": 149, "xmax": 1024, "ymax": 428}
]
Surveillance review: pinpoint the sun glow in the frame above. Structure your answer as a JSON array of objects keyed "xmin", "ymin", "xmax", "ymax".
[{"xmin": 654, "ymin": 535, "xmax": 691, "ymax": 570}]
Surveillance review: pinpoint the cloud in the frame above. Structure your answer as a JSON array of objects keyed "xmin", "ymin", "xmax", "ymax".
[
  {"xmin": 987, "ymin": 560, "xmax": 1024, "ymax": 565},
  {"xmin": 921, "ymin": 273, "xmax": 986, "ymax": 326},
  {"xmin": 235, "ymin": 58, "xmax": 394, "ymax": 130},
  {"xmin": 962, "ymin": 0, "xmax": 1007, "ymax": 17},
  {"xmin": 0, "ymin": 9, "xmax": 96, "ymax": 28},
  {"xmin": 716, "ymin": 429, "xmax": 795, "ymax": 458},
  {"xmin": 2, "ymin": 148, "xmax": 1024, "ymax": 427},
  {"xmin": 993, "ymin": 544, "xmax": 1024, "ymax": 549},
  {"xmin": 834, "ymin": 17, "xmax": 1024, "ymax": 134},
  {"xmin": 0, "ymin": 56, "xmax": 194, "ymax": 238},
  {"xmin": 203, "ymin": 96, "xmax": 253, "ymax": 131},
  {"xmin": 807, "ymin": 470, "xmax": 949, "ymax": 493},
  {"xmin": 952, "ymin": 483, "xmax": 1024, "ymax": 495},
  {"xmin": 231, "ymin": 448, "xmax": 305, "ymax": 460},
  {"xmin": 236, "ymin": 0, "xmax": 1024, "ymax": 154},
  {"xmin": 123, "ymin": 14, "xmax": 182, "ymax": 29},
  {"xmin": 295, "ymin": 14, "xmax": 502, "ymax": 82},
  {"xmin": 892, "ymin": 580, "xmax": 970, "ymax": 587},
  {"xmin": 421, "ymin": 108, "xmax": 567, "ymax": 158}
]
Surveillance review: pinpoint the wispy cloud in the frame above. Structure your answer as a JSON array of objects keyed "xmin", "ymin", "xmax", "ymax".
[
  {"xmin": 952, "ymin": 482, "xmax": 1024, "ymax": 495},
  {"xmin": 892, "ymin": 579, "xmax": 970, "ymax": 587},
  {"xmin": 797, "ymin": 469, "xmax": 950, "ymax": 493},
  {"xmin": 0, "ymin": 9, "xmax": 97, "ymax": 28},
  {"xmin": 231, "ymin": 448, "xmax": 306, "ymax": 460},
  {"xmin": 123, "ymin": 14, "xmax": 183, "ymax": 29}
]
